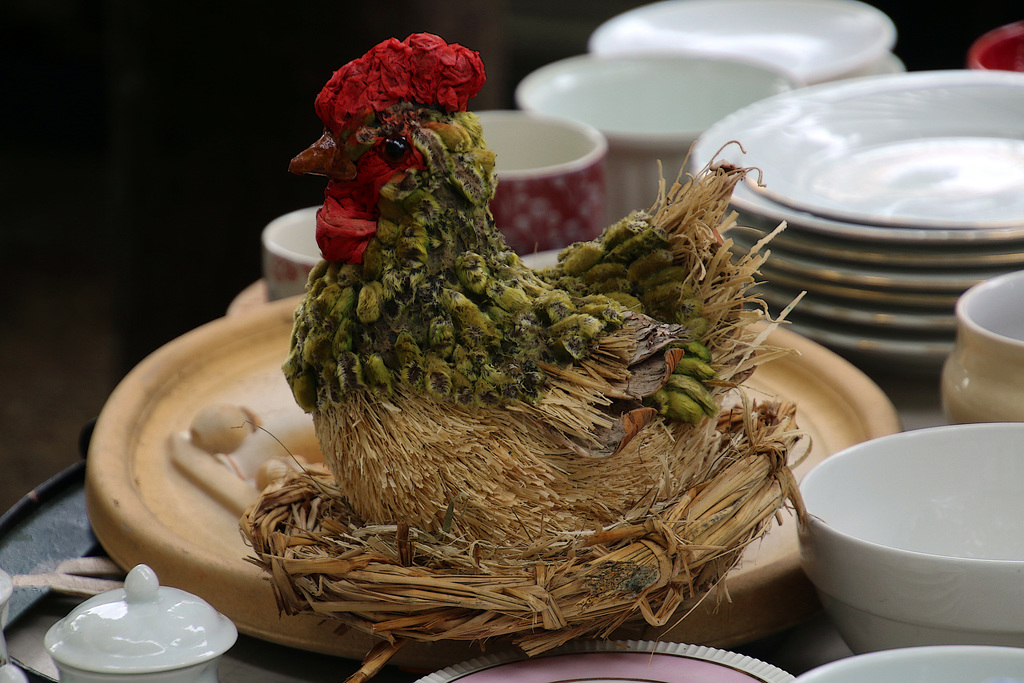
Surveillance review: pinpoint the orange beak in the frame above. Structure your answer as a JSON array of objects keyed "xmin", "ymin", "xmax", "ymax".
[{"xmin": 288, "ymin": 131, "xmax": 357, "ymax": 181}]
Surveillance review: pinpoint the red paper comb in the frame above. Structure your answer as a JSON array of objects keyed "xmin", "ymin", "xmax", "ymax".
[{"xmin": 314, "ymin": 33, "xmax": 486, "ymax": 135}]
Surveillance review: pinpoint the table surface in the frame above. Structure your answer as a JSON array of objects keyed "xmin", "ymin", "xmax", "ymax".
[{"xmin": 0, "ymin": 345, "xmax": 948, "ymax": 683}]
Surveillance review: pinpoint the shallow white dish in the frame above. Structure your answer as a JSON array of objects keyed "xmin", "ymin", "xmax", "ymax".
[
  {"xmin": 760, "ymin": 268, "xmax": 962, "ymax": 309},
  {"xmin": 757, "ymin": 286, "xmax": 956, "ymax": 333},
  {"xmin": 782, "ymin": 317, "xmax": 954, "ymax": 369},
  {"xmin": 417, "ymin": 639, "xmax": 794, "ymax": 683},
  {"xmin": 732, "ymin": 190, "xmax": 1024, "ymax": 245},
  {"xmin": 726, "ymin": 224, "xmax": 1024, "ymax": 267},
  {"xmin": 746, "ymin": 247, "xmax": 1001, "ymax": 293},
  {"xmin": 695, "ymin": 70, "xmax": 1024, "ymax": 230},
  {"xmin": 588, "ymin": 0, "xmax": 896, "ymax": 84}
]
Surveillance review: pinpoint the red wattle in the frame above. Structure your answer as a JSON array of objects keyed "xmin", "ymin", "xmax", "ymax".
[
  {"xmin": 315, "ymin": 209, "xmax": 377, "ymax": 264},
  {"xmin": 312, "ymin": 144, "xmax": 424, "ymax": 264}
]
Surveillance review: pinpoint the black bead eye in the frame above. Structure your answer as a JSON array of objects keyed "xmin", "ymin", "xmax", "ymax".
[{"xmin": 383, "ymin": 136, "xmax": 410, "ymax": 162}]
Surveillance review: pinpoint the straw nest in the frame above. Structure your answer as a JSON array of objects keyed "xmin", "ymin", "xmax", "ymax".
[{"xmin": 242, "ymin": 160, "xmax": 806, "ymax": 683}]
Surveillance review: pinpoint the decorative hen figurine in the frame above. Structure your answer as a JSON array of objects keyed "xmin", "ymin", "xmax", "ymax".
[
  {"xmin": 246, "ymin": 33, "xmax": 801, "ymax": 679},
  {"xmin": 282, "ymin": 33, "xmax": 730, "ymax": 543}
]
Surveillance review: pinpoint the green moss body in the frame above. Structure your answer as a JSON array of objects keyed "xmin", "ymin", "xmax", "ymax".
[
  {"xmin": 284, "ymin": 106, "xmax": 716, "ymax": 424},
  {"xmin": 284, "ymin": 107, "xmax": 625, "ymax": 413}
]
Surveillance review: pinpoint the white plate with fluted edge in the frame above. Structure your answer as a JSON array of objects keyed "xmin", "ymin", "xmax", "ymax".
[
  {"xmin": 755, "ymin": 285, "xmax": 956, "ymax": 333},
  {"xmin": 732, "ymin": 241, "xmax": 1007, "ymax": 293},
  {"xmin": 415, "ymin": 640, "xmax": 794, "ymax": 683},
  {"xmin": 694, "ymin": 70, "xmax": 1024, "ymax": 231},
  {"xmin": 757, "ymin": 267, "xmax": 963, "ymax": 309},
  {"xmin": 782, "ymin": 317, "xmax": 954, "ymax": 369},
  {"xmin": 729, "ymin": 189, "xmax": 1024, "ymax": 245},
  {"xmin": 724, "ymin": 224, "xmax": 1024, "ymax": 268},
  {"xmin": 588, "ymin": 0, "xmax": 896, "ymax": 85}
]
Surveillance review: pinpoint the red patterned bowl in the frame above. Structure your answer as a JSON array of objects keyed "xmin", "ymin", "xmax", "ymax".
[{"xmin": 477, "ymin": 110, "xmax": 607, "ymax": 255}]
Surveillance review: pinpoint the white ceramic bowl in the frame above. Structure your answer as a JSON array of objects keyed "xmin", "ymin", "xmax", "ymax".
[
  {"xmin": 942, "ymin": 269, "xmax": 1024, "ymax": 423},
  {"xmin": 515, "ymin": 54, "xmax": 799, "ymax": 225},
  {"xmin": 799, "ymin": 422, "xmax": 1024, "ymax": 653},
  {"xmin": 795, "ymin": 645, "xmax": 1024, "ymax": 683}
]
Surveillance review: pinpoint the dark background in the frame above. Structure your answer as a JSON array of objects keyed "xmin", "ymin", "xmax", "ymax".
[{"xmin": 1, "ymin": 0, "xmax": 1020, "ymax": 511}]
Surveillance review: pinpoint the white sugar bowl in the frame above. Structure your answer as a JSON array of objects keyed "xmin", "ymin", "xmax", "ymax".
[{"xmin": 44, "ymin": 564, "xmax": 237, "ymax": 683}]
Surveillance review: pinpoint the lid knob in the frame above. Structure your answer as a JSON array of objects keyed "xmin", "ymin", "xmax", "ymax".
[{"xmin": 124, "ymin": 564, "xmax": 160, "ymax": 604}]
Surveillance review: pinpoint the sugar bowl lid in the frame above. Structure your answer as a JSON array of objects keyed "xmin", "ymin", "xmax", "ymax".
[{"xmin": 44, "ymin": 564, "xmax": 238, "ymax": 674}]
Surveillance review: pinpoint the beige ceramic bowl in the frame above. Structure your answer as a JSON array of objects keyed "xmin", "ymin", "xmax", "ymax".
[{"xmin": 941, "ymin": 269, "xmax": 1024, "ymax": 423}]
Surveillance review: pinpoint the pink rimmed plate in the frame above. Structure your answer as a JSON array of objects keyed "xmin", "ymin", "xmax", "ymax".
[{"xmin": 416, "ymin": 639, "xmax": 794, "ymax": 683}]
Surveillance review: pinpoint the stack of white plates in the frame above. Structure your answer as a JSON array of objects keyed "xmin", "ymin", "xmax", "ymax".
[
  {"xmin": 588, "ymin": 0, "xmax": 902, "ymax": 84},
  {"xmin": 691, "ymin": 69, "xmax": 1024, "ymax": 371}
]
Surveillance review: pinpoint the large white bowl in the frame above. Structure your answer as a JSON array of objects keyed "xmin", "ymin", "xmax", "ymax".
[
  {"xmin": 799, "ymin": 422, "xmax": 1024, "ymax": 653},
  {"xmin": 515, "ymin": 53, "xmax": 799, "ymax": 224},
  {"xmin": 795, "ymin": 645, "xmax": 1024, "ymax": 683}
]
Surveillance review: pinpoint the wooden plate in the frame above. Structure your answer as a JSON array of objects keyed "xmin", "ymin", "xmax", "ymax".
[{"xmin": 86, "ymin": 296, "xmax": 900, "ymax": 667}]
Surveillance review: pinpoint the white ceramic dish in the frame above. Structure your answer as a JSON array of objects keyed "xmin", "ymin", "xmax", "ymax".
[
  {"xmin": 794, "ymin": 645, "xmax": 1024, "ymax": 683},
  {"xmin": 515, "ymin": 53, "xmax": 798, "ymax": 223},
  {"xmin": 731, "ymin": 191, "xmax": 1024, "ymax": 246},
  {"xmin": 782, "ymin": 317, "xmax": 954, "ymax": 369},
  {"xmin": 695, "ymin": 70, "xmax": 1024, "ymax": 230},
  {"xmin": 800, "ymin": 422, "xmax": 1024, "ymax": 652},
  {"xmin": 515, "ymin": 54, "xmax": 797, "ymax": 150},
  {"xmin": 588, "ymin": 0, "xmax": 896, "ymax": 84},
  {"xmin": 748, "ymin": 247, "xmax": 1002, "ymax": 293},
  {"xmin": 0, "ymin": 568, "xmax": 10, "ymax": 666},
  {"xmin": 726, "ymin": 224, "xmax": 1024, "ymax": 268},
  {"xmin": 0, "ymin": 665, "xmax": 26, "ymax": 683},
  {"xmin": 759, "ymin": 268, "xmax": 962, "ymax": 309},
  {"xmin": 417, "ymin": 639, "xmax": 795, "ymax": 683},
  {"xmin": 756, "ymin": 286, "xmax": 956, "ymax": 333}
]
